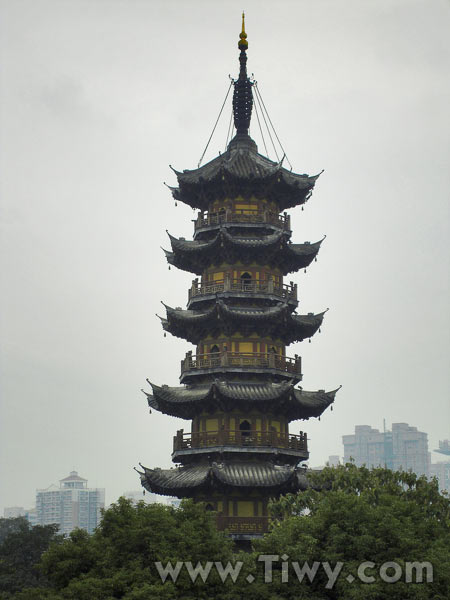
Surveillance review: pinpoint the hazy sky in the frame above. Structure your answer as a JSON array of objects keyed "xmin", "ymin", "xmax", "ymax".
[{"xmin": 1, "ymin": 0, "xmax": 449, "ymax": 512}]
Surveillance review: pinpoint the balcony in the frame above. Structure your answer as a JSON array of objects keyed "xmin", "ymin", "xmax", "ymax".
[
  {"xmin": 188, "ymin": 278, "xmax": 297, "ymax": 302},
  {"xmin": 180, "ymin": 351, "xmax": 302, "ymax": 381},
  {"xmin": 216, "ymin": 515, "xmax": 269, "ymax": 535},
  {"xmin": 173, "ymin": 429, "xmax": 308, "ymax": 454},
  {"xmin": 194, "ymin": 209, "xmax": 290, "ymax": 232}
]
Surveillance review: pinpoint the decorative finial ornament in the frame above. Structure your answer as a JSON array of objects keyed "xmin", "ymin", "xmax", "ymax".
[
  {"xmin": 232, "ymin": 12, "xmax": 253, "ymax": 136},
  {"xmin": 239, "ymin": 12, "xmax": 248, "ymax": 50}
]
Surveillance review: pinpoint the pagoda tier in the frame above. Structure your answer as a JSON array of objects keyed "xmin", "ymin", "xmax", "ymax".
[
  {"xmin": 193, "ymin": 208, "xmax": 291, "ymax": 238},
  {"xmin": 171, "ymin": 429, "xmax": 309, "ymax": 465},
  {"xmin": 137, "ymin": 460, "xmax": 310, "ymax": 498},
  {"xmin": 180, "ymin": 350, "xmax": 303, "ymax": 385},
  {"xmin": 164, "ymin": 230, "xmax": 323, "ymax": 276},
  {"xmin": 144, "ymin": 380, "xmax": 339, "ymax": 421},
  {"xmin": 169, "ymin": 136, "xmax": 320, "ymax": 212},
  {"xmin": 159, "ymin": 301, "xmax": 326, "ymax": 345},
  {"xmin": 187, "ymin": 277, "xmax": 298, "ymax": 309}
]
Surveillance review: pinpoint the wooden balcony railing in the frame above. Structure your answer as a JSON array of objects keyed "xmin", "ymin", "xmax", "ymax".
[
  {"xmin": 188, "ymin": 278, "xmax": 297, "ymax": 301},
  {"xmin": 180, "ymin": 351, "xmax": 302, "ymax": 376},
  {"xmin": 216, "ymin": 516, "xmax": 269, "ymax": 534},
  {"xmin": 194, "ymin": 209, "xmax": 290, "ymax": 231},
  {"xmin": 173, "ymin": 429, "xmax": 308, "ymax": 453}
]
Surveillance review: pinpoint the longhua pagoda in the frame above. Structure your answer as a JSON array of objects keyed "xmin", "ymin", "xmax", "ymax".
[{"xmin": 137, "ymin": 16, "xmax": 339, "ymax": 541}]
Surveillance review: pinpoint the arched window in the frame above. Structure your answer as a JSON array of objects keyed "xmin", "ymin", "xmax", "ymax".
[
  {"xmin": 240, "ymin": 272, "xmax": 252, "ymax": 291},
  {"xmin": 239, "ymin": 420, "xmax": 251, "ymax": 438},
  {"xmin": 209, "ymin": 345, "xmax": 220, "ymax": 366},
  {"xmin": 205, "ymin": 503, "xmax": 214, "ymax": 511}
]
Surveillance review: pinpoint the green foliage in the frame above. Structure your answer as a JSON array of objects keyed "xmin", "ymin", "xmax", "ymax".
[
  {"xmin": 16, "ymin": 498, "xmax": 235, "ymax": 599},
  {"xmin": 0, "ymin": 517, "xmax": 60, "ymax": 599},
  {"xmin": 4, "ymin": 467, "xmax": 450, "ymax": 600},
  {"xmin": 247, "ymin": 464, "xmax": 450, "ymax": 599}
]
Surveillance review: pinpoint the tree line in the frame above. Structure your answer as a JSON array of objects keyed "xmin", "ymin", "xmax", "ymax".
[{"xmin": 1, "ymin": 464, "xmax": 449, "ymax": 599}]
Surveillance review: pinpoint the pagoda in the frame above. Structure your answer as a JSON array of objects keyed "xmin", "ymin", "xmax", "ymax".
[{"xmin": 137, "ymin": 16, "xmax": 339, "ymax": 540}]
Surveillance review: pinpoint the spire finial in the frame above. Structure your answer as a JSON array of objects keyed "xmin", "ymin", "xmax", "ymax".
[
  {"xmin": 232, "ymin": 12, "xmax": 253, "ymax": 137},
  {"xmin": 239, "ymin": 12, "xmax": 248, "ymax": 50}
]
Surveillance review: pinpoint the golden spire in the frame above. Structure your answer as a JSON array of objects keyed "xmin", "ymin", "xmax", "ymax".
[{"xmin": 239, "ymin": 11, "xmax": 248, "ymax": 50}]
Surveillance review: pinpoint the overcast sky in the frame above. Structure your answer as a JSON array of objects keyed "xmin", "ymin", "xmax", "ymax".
[{"xmin": 1, "ymin": 0, "xmax": 449, "ymax": 512}]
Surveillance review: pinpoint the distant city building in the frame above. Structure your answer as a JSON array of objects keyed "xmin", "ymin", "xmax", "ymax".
[
  {"xmin": 435, "ymin": 439, "xmax": 450, "ymax": 456},
  {"xmin": 309, "ymin": 456, "xmax": 342, "ymax": 470},
  {"xmin": 343, "ymin": 423, "xmax": 430, "ymax": 477},
  {"xmin": 25, "ymin": 508, "xmax": 38, "ymax": 526},
  {"xmin": 305, "ymin": 454, "xmax": 342, "ymax": 471},
  {"xmin": 3, "ymin": 506, "xmax": 38, "ymax": 525},
  {"xmin": 123, "ymin": 491, "xmax": 181, "ymax": 508},
  {"xmin": 3, "ymin": 507, "xmax": 25, "ymax": 518},
  {"xmin": 430, "ymin": 461, "xmax": 450, "ymax": 493},
  {"xmin": 123, "ymin": 490, "xmax": 161, "ymax": 505},
  {"xmin": 167, "ymin": 497, "xmax": 181, "ymax": 509},
  {"xmin": 36, "ymin": 471, "xmax": 105, "ymax": 535}
]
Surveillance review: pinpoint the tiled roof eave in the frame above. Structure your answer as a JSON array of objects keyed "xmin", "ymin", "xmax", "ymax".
[
  {"xmin": 174, "ymin": 148, "xmax": 319, "ymax": 188},
  {"xmin": 161, "ymin": 303, "xmax": 326, "ymax": 344},
  {"xmin": 139, "ymin": 462, "xmax": 308, "ymax": 495},
  {"xmin": 143, "ymin": 381, "xmax": 340, "ymax": 421}
]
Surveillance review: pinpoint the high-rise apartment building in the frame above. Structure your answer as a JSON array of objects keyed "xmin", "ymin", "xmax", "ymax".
[
  {"xmin": 36, "ymin": 471, "xmax": 105, "ymax": 535},
  {"xmin": 123, "ymin": 490, "xmax": 161, "ymax": 505},
  {"xmin": 431, "ymin": 439, "xmax": 450, "ymax": 492},
  {"xmin": 25, "ymin": 508, "xmax": 38, "ymax": 526},
  {"xmin": 435, "ymin": 439, "xmax": 450, "ymax": 456},
  {"xmin": 343, "ymin": 423, "xmax": 430, "ymax": 477},
  {"xmin": 3, "ymin": 506, "xmax": 38, "ymax": 525},
  {"xmin": 3, "ymin": 507, "xmax": 25, "ymax": 518},
  {"xmin": 122, "ymin": 490, "xmax": 180, "ymax": 508},
  {"xmin": 430, "ymin": 462, "xmax": 450, "ymax": 493}
]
